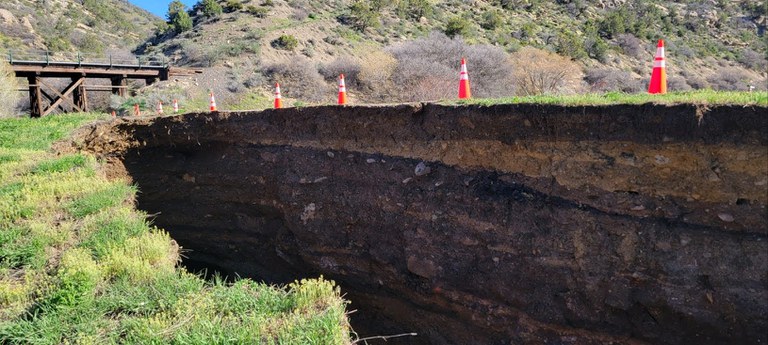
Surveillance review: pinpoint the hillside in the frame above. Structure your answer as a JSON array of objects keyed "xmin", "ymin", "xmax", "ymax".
[
  {"xmin": 134, "ymin": 0, "xmax": 767, "ymax": 108},
  {"xmin": 0, "ymin": 0, "xmax": 766, "ymax": 113},
  {"xmin": 0, "ymin": 0, "xmax": 161, "ymax": 57}
]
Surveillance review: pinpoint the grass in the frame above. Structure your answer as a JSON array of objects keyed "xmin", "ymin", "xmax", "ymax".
[
  {"xmin": 0, "ymin": 113, "xmax": 351, "ymax": 344},
  {"xmin": 458, "ymin": 90, "xmax": 768, "ymax": 107}
]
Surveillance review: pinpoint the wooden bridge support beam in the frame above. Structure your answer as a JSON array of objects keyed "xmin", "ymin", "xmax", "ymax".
[
  {"xmin": 37, "ymin": 77, "xmax": 85, "ymax": 117},
  {"xmin": 111, "ymin": 76, "xmax": 126, "ymax": 97},
  {"xmin": 27, "ymin": 76, "xmax": 42, "ymax": 118},
  {"xmin": 72, "ymin": 77, "xmax": 88, "ymax": 112}
]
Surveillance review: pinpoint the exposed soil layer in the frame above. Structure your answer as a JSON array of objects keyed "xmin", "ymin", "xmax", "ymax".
[{"xmin": 67, "ymin": 103, "xmax": 767, "ymax": 344}]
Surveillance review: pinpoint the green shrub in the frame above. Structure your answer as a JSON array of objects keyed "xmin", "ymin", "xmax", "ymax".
[
  {"xmin": 345, "ymin": 0, "xmax": 380, "ymax": 31},
  {"xmin": 445, "ymin": 16, "xmax": 470, "ymax": 38},
  {"xmin": 45, "ymin": 36, "xmax": 71, "ymax": 52},
  {"xmin": 271, "ymin": 34, "xmax": 299, "ymax": 50},
  {"xmin": 195, "ymin": 0, "xmax": 223, "ymax": 17},
  {"xmin": 555, "ymin": 29, "xmax": 587, "ymax": 60},
  {"xmin": 395, "ymin": 0, "xmax": 432, "ymax": 20},
  {"xmin": 246, "ymin": 5, "xmax": 269, "ymax": 17},
  {"xmin": 75, "ymin": 33, "xmax": 105, "ymax": 55},
  {"xmin": 585, "ymin": 35, "xmax": 608, "ymax": 62},
  {"xmin": 171, "ymin": 10, "xmax": 193, "ymax": 34},
  {"xmin": 481, "ymin": 10, "xmax": 503, "ymax": 30},
  {"xmin": 225, "ymin": 0, "xmax": 244, "ymax": 12}
]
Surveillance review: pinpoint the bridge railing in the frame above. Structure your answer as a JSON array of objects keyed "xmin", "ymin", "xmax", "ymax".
[{"xmin": 5, "ymin": 49, "xmax": 168, "ymax": 68}]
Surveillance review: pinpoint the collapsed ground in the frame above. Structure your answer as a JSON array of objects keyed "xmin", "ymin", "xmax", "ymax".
[{"xmin": 68, "ymin": 103, "xmax": 768, "ymax": 344}]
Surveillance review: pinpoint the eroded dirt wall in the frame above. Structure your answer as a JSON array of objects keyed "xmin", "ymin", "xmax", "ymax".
[{"xmin": 69, "ymin": 103, "xmax": 767, "ymax": 344}]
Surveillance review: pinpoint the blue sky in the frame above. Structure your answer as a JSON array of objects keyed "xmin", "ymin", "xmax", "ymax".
[{"xmin": 128, "ymin": 0, "xmax": 197, "ymax": 19}]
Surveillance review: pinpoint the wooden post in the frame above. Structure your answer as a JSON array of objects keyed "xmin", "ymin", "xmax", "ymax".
[
  {"xmin": 111, "ymin": 76, "xmax": 126, "ymax": 97},
  {"xmin": 72, "ymin": 76, "xmax": 88, "ymax": 112},
  {"xmin": 27, "ymin": 76, "xmax": 42, "ymax": 118}
]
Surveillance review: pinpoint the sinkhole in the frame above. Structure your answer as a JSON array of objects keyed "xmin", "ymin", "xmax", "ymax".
[{"xmin": 76, "ymin": 105, "xmax": 767, "ymax": 344}]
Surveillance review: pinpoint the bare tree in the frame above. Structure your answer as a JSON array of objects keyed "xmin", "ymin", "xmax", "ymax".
[{"xmin": 0, "ymin": 61, "xmax": 20, "ymax": 118}]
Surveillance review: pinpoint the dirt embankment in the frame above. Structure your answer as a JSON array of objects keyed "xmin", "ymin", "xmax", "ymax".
[{"xmin": 68, "ymin": 103, "xmax": 767, "ymax": 344}]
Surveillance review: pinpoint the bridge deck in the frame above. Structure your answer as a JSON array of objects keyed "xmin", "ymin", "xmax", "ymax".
[
  {"xmin": 8, "ymin": 56, "xmax": 201, "ymax": 117},
  {"xmin": 10, "ymin": 60, "xmax": 200, "ymax": 81}
]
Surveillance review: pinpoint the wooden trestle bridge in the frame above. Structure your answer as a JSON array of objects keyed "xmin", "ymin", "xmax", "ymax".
[{"xmin": 7, "ymin": 52, "xmax": 200, "ymax": 117}]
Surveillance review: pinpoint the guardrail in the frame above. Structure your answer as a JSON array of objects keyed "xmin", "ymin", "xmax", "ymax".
[{"xmin": 5, "ymin": 50, "xmax": 168, "ymax": 68}]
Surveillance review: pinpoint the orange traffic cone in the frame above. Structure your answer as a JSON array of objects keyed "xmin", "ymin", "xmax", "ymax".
[
  {"xmin": 173, "ymin": 99, "xmax": 179, "ymax": 113},
  {"xmin": 338, "ymin": 74, "xmax": 347, "ymax": 105},
  {"xmin": 209, "ymin": 92, "xmax": 217, "ymax": 111},
  {"xmin": 648, "ymin": 39, "xmax": 667, "ymax": 94},
  {"xmin": 156, "ymin": 101, "xmax": 164, "ymax": 115},
  {"xmin": 134, "ymin": 103, "xmax": 140, "ymax": 116},
  {"xmin": 274, "ymin": 83, "xmax": 283, "ymax": 109},
  {"xmin": 458, "ymin": 58, "xmax": 471, "ymax": 99}
]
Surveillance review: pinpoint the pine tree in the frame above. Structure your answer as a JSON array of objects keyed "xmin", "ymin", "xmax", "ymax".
[{"xmin": 167, "ymin": 0, "xmax": 192, "ymax": 34}]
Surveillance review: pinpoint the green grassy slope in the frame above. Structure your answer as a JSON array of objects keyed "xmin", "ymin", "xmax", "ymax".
[{"xmin": 0, "ymin": 114, "xmax": 351, "ymax": 344}]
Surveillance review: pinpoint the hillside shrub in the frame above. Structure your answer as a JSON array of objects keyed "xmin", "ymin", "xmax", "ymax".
[
  {"xmin": 585, "ymin": 35, "xmax": 608, "ymax": 62},
  {"xmin": 445, "ymin": 16, "xmax": 470, "ymax": 38},
  {"xmin": 395, "ymin": 0, "xmax": 433, "ymax": 20},
  {"xmin": 585, "ymin": 68, "xmax": 642, "ymax": 93},
  {"xmin": 343, "ymin": 1, "xmax": 380, "ymax": 31},
  {"xmin": 246, "ymin": 5, "xmax": 269, "ymax": 17},
  {"xmin": 271, "ymin": 35, "xmax": 299, "ymax": 50},
  {"xmin": 511, "ymin": 46, "xmax": 583, "ymax": 95},
  {"xmin": 616, "ymin": 33, "xmax": 645, "ymax": 59},
  {"xmin": 293, "ymin": 8, "xmax": 309, "ymax": 21},
  {"xmin": 684, "ymin": 74, "xmax": 709, "ymax": 90},
  {"xmin": 195, "ymin": 0, "xmax": 223, "ymax": 17},
  {"xmin": 262, "ymin": 56, "xmax": 328, "ymax": 102},
  {"xmin": 167, "ymin": 0, "xmax": 186, "ymax": 20},
  {"xmin": 667, "ymin": 76, "xmax": 692, "ymax": 91},
  {"xmin": 357, "ymin": 51, "xmax": 397, "ymax": 100},
  {"xmin": 172, "ymin": 11, "xmax": 193, "ymax": 34},
  {"xmin": 739, "ymin": 48, "xmax": 768, "ymax": 71},
  {"xmin": 707, "ymin": 68, "xmax": 752, "ymax": 91},
  {"xmin": 74, "ymin": 33, "xmax": 105, "ymax": 55},
  {"xmin": 499, "ymin": 0, "xmax": 541, "ymax": 11},
  {"xmin": 481, "ymin": 10, "xmax": 503, "ymax": 30},
  {"xmin": 0, "ymin": 61, "xmax": 20, "ymax": 118},
  {"xmin": 598, "ymin": 7, "xmax": 636, "ymax": 38},
  {"xmin": 319, "ymin": 57, "xmax": 362, "ymax": 87},
  {"xmin": 225, "ymin": 0, "xmax": 244, "ymax": 12},
  {"xmin": 555, "ymin": 29, "xmax": 587, "ymax": 60},
  {"xmin": 386, "ymin": 32, "xmax": 516, "ymax": 101}
]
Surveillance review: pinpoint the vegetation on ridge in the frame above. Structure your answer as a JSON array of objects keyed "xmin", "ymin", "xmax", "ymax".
[
  {"xmin": 461, "ymin": 90, "xmax": 768, "ymax": 107},
  {"xmin": 0, "ymin": 114, "xmax": 351, "ymax": 344}
]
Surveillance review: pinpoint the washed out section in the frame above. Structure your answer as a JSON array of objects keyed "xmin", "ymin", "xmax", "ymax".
[{"xmin": 69, "ymin": 103, "xmax": 767, "ymax": 344}]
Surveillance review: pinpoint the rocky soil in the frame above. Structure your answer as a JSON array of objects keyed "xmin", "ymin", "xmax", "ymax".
[{"xmin": 66, "ymin": 103, "xmax": 767, "ymax": 344}]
